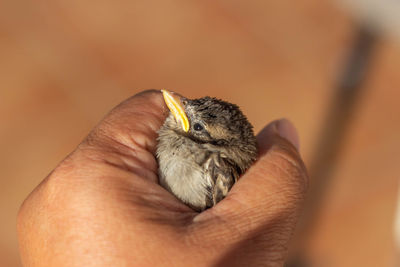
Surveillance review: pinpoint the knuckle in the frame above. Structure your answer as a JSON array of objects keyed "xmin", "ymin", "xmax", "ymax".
[{"xmin": 17, "ymin": 174, "xmax": 53, "ymax": 235}]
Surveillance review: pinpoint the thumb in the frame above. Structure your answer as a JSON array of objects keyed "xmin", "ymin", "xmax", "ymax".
[{"xmin": 195, "ymin": 119, "xmax": 308, "ymax": 265}]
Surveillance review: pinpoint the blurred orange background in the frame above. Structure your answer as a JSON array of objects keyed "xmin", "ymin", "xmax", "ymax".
[{"xmin": 1, "ymin": 0, "xmax": 400, "ymax": 266}]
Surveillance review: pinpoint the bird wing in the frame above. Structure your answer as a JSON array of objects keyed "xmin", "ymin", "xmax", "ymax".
[{"xmin": 203, "ymin": 153, "xmax": 241, "ymax": 208}]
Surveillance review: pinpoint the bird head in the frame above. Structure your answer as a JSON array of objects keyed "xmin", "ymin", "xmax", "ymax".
[{"xmin": 161, "ymin": 90, "xmax": 257, "ymax": 159}]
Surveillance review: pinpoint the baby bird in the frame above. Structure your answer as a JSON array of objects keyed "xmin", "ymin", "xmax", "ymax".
[{"xmin": 156, "ymin": 90, "xmax": 257, "ymax": 211}]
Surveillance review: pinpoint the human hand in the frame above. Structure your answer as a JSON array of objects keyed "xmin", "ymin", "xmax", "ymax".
[{"xmin": 17, "ymin": 90, "xmax": 308, "ymax": 266}]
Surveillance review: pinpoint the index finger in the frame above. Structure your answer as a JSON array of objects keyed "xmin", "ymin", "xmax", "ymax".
[
  {"xmin": 80, "ymin": 90, "xmax": 168, "ymax": 176},
  {"xmin": 87, "ymin": 89, "xmax": 167, "ymax": 152}
]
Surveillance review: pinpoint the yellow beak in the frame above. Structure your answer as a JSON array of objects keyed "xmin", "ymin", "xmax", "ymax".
[{"xmin": 161, "ymin": 89, "xmax": 190, "ymax": 132}]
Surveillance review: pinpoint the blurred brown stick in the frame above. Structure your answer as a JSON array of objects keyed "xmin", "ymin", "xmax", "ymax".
[{"xmin": 286, "ymin": 25, "xmax": 378, "ymax": 267}]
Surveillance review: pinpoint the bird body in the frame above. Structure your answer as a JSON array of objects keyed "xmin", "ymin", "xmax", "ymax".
[{"xmin": 156, "ymin": 91, "xmax": 257, "ymax": 211}]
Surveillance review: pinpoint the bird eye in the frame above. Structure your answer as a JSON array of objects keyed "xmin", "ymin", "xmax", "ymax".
[{"xmin": 193, "ymin": 123, "xmax": 203, "ymax": 131}]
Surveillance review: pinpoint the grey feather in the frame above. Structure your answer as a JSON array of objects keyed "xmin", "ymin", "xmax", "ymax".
[{"xmin": 156, "ymin": 96, "xmax": 257, "ymax": 211}]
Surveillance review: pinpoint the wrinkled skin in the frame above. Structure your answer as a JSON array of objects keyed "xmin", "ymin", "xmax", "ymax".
[{"xmin": 17, "ymin": 90, "xmax": 308, "ymax": 267}]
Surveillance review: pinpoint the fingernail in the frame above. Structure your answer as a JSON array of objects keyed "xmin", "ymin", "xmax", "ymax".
[{"xmin": 273, "ymin": 118, "xmax": 300, "ymax": 150}]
